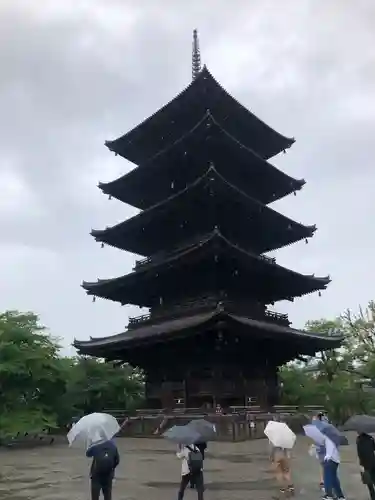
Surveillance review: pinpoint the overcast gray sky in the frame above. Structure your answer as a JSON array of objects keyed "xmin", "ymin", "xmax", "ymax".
[{"xmin": 1, "ymin": 0, "xmax": 374, "ymax": 354}]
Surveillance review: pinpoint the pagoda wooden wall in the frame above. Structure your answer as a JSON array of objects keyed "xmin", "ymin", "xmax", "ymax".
[
  {"xmin": 144, "ymin": 363, "xmax": 279, "ymax": 409},
  {"xmin": 128, "ymin": 322, "xmax": 290, "ymax": 410}
]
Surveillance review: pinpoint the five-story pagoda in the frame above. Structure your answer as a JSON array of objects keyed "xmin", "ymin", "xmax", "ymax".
[{"xmin": 74, "ymin": 31, "xmax": 342, "ymax": 409}]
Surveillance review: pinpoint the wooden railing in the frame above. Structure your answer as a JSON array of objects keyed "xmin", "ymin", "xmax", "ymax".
[
  {"xmin": 128, "ymin": 297, "xmax": 289, "ymax": 330},
  {"xmin": 106, "ymin": 405, "xmax": 325, "ymax": 419},
  {"xmin": 128, "ymin": 297, "xmax": 216, "ymax": 329},
  {"xmin": 133, "ymin": 231, "xmax": 277, "ymax": 272},
  {"xmin": 135, "ymin": 251, "xmax": 276, "ymax": 270},
  {"xmin": 105, "ymin": 405, "xmax": 325, "ymax": 441},
  {"xmin": 133, "ymin": 234, "xmax": 206, "ymax": 270}
]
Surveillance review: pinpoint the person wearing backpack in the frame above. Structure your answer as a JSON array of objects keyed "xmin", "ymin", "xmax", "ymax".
[
  {"xmin": 190, "ymin": 441, "xmax": 207, "ymax": 488},
  {"xmin": 86, "ymin": 439, "xmax": 120, "ymax": 500},
  {"xmin": 176, "ymin": 443, "xmax": 204, "ymax": 500}
]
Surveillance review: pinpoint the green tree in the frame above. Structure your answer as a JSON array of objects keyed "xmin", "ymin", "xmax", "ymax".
[
  {"xmin": 0, "ymin": 311, "xmax": 66, "ymax": 436},
  {"xmin": 280, "ymin": 364, "xmax": 321, "ymax": 406},
  {"xmin": 280, "ymin": 317, "xmax": 372, "ymax": 422},
  {"xmin": 342, "ymin": 300, "xmax": 375, "ymax": 365},
  {"xmin": 64, "ymin": 357, "xmax": 144, "ymax": 417}
]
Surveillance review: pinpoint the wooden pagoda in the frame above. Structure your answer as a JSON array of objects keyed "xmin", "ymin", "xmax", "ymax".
[{"xmin": 74, "ymin": 31, "xmax": 342, "ymax": 410}]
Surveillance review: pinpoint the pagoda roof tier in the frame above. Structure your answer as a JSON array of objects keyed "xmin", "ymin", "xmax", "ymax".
[
  {"xmin": 100, "ymin": 113, "xmax": 304, "ymax": 209},
  {"xmin": 73, "ymin": 310, "xmax": 343, "ymax": 359},
  {"xmin": 92, "ymin": 166, "xmax": 316, "ymax": 256},
  {"xmin": 82, "ymin": 231, "xmax": 330, "ymax": 307},
  {"xmin": 105, "ymin": 67, "xmax": 294, "ymax": 164}
]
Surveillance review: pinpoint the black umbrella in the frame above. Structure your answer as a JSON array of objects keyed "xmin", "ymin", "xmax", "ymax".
[
  {"xmin": 163, "ymin": 425, "xmax": 202, "ymax": 445},
  {"xmin": 343, "ymin": 415, "xmax": 375, "ymax": 434},
  {"xmin": 187, "ymin": 419, "xmax": 217, "ymax": 441}
]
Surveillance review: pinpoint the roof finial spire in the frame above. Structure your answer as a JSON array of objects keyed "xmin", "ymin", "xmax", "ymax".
[{"xmin": 192, "ymin": 29, "xmax": 202, "ymax": 81}]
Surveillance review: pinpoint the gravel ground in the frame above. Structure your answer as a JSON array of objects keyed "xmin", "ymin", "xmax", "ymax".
[{"xmin": 0, "ymin": 434, "xmax": 368, "ymax": 500}]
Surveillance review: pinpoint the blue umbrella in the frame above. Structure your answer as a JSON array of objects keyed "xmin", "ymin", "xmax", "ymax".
[
  {"xmin": 303, "ymin": 424, "xmax": 325, "ymax": 445},
  {"xmin": 314, "ymin": 420, "xmax": 348, "ymax": 447}
]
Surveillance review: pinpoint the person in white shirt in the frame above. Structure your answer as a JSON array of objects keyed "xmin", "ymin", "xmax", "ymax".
[
  {"xmin": 176, "ymin": 444, "xmax": 204, "ymax": 500},
  {"xmin": 322, "ymin": 436, "xmax": 346, "ymax": 500}
]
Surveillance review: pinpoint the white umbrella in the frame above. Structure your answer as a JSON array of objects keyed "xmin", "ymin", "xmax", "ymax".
[
  {"xmin": 264, "ymin": 421, "xmax": 296, "ymax": 449},
  {"xmin": 67, "ymin": 412, "xmax": 120, "ymax": 449}
]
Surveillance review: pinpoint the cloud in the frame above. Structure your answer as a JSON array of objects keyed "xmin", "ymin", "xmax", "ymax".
[{"xmin": 0, "ymin": 0, "xmax": 374, "ymax": 353}]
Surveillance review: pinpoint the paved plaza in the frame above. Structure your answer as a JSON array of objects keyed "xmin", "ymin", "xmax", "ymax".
[{"xmin": 0, "ymin": 434, "xmax": 368, "ymax": 500}]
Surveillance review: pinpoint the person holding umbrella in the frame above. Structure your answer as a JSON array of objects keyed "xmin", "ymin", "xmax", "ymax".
[
  {"xmin": 87, "ymin": 435, "xmax": 120, "ymax": 500},
  {"xmin": 264, "ymin": 421, "xmax": 296, "ymax": 496},
  {"xmin": 163, "ymin": 425, "xmax": 204, "ymax": 500},
  {"xmin": 312, "ymin": 413, "xmax": 328, "ymax": 493},
  {"xmin": 343, "ymin": 414, "xmax": 375, "ymax": 500},
  {"xmin": 304, "ymin": 419, "xmax": 346, "ymax": 500},
  {"xmin": 67, "ymin": 412, "xmax": 121, "ymax": 500},
  {"xmin": 321, "ymin": 434, "xmax": 346, "ymax": 500},
  {"xmin": 357, "ymin": 431, "xmax": 375, "ymax": 500},
  {"xmin": 176, "ymin": 443, "xmax": 204, "ymax": 500}
]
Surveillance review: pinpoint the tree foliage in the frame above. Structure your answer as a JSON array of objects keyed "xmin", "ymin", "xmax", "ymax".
[
  {"xmin": 0, "ymin": 311, "xmax": 144, "ymax": 437},
  {"xmin": 280, "ymin": 301, "xmax": 375, "ymax": 423},
  {"xmin": 63, "ymin": 357, "xmax": 144, "ymax": 417}
]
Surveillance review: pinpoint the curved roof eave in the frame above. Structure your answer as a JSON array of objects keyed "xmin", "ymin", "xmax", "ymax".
[
  {"xmin": 92, "ymin": 166, "xmax": 313, "ymax": 244},
  {"xmin": 73, "ymin": 310, "xmax": 343, "ymax": 353},
  {"xmin": 99, "ymin": 111, "xmax": 302, "ymax": 198},
  {"xmin": 82, "ymin": 230, "xmax": 330, "ymax": 295},
  {"xmin": 105, "ymin": 66, "xmax": 294, "ymax": 162}
]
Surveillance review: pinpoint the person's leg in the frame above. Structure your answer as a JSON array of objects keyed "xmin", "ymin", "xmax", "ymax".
[
  {"xmin": 330, "ymin": 461, "xmax": 345, "ymax": 499},
  {"xmin": 367, "ymin": 481, "xmax": 375, "ymax": 500},
  {"xmin": 90, "ymin": 478, "xmax": 101, "ymax": 500},
  {"xmin": 102, "ymin": 476, "xmax": 113, "ymax": 500},
  {"xmin": 319, "ymin": 463, "xmax": 325, "ymax": 491},
  {"xmin": 281, "ymin": 457, "xmax": 294, "ymax": 494},
  {"xmin": 273, "ymin": 459, "xmax": 286, "ymax": 493},
  {"xmin": 178, "ymin": 474, "xmax": 190, "ymax": 500},
  {"xmin": 368, "ymin": 469, "xmax": 375, "ymax": 500},
  {"xmin": 194, "ymin": 471, "xmax": 204, "ymax": 500},
  {"xmin": 323, "ymin": 460, "xmax": 334, "ymax": 498},
  {"xmin": 190, "ymin": 474, "xmax": 195, "ymax": 489}
]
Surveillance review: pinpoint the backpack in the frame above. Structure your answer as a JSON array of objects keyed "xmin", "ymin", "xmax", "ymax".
[
  {"xmin": 187, "ymin": 445, "xmax": 203, "ymax": 473},
  {"xmin": 93, "ymin": 446, "xmax": 116, "ymax": 476}
]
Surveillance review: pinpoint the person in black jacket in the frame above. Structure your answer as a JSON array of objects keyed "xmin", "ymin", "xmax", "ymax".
[
  {"xmin": 357, "ymin": 432, "xmax": 375, "ymax": 500},
  {"xmin": 86, "ymin": 439, "xmax": 120, "ymax": 500}
]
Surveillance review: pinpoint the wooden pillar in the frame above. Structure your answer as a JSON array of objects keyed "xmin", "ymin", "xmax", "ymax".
[
  {"xmin": 160, "ymin": 382, "xmax": 173, "ymax": 409},
  {"xmin": 183, "ymin": 375, "xmax": 189, "ymax": 408},
  {"xmin": 265, "ymin": 365, "xmax": 279, "ymax": 408}
]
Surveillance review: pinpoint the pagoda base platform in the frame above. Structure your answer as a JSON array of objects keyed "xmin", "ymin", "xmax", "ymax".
[{"xmin": 111, "ymin": 405, "xmax": 324, "ymax": 442}]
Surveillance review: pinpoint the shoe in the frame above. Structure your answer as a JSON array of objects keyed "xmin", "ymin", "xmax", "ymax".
[{"xmin": 322, "ymin": 496, "xmax": 334, "ymax": 500}]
